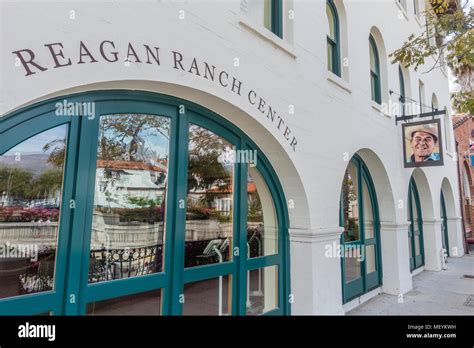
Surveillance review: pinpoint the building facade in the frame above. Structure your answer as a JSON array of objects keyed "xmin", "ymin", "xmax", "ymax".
[
  {"xmin": 453, "ymin": 113, "xmax": 473, "ymax": 245},
  {"xmin": 0, "ymin": 0, "xmax": 465, "ymax": 315}
]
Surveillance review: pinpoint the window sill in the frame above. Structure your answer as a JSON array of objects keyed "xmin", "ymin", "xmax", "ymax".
[
  {"xmin": 326, "ymin": 71, "xmax": 352, "ymax": 94},
  {"xmin": 394, "ymin": 0, "xmax": 409, "ymax": 21},
  {"xmin": 371, "ymin": 100, "xmax": 391, "ymax": 119},
  {"xmin": 239, "ymin": 16, "xmax": 297, "ymax": 59}
]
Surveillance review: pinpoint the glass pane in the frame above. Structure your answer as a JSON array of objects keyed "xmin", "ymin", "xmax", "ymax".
[
  {"xmin": 344, "ymin": 245, "xmax": 362, "ymax": 282},
  {"xmin": 366, "ymin": 245, "xmax": 376, "ymax": 274},
  {"xmin": 414, "ymin": 233, "xmax": 421, "ymax": 256},
  {"xmin": 370, "ymin": 42, "xmax": 377, "ymax": 72},
  {"xmin": 341, "ymin": 162, "xmax": 359, "ymax": 242},
  {"xmin": 87, "ymin": 289, "xmax": 162, "ymax": 315},
  {"xmin": 0, "ymin": 125, "xmax": 68, "ymax": 299},
  {"xmin": 183, "ymin": 276, "xmax": 231, "ymax": 315},
  {"xmin": 247, "ymin": 166, "xmax": 277, "ymax": 258},
  {"xmin": 185, "ymin": 125, "xmax": 233, "ymax": 268},
  {"xmin": 326, "ymin": 3, "xmax": 335, "ymax": 39},
  {"xmin": 371, "ymin": 74, "xmax": 377, "ymax": 102},
  {"xmin": 246, "ymin": 0, "xmax": 272, "ymax": 30},
  {"xmin": 327, "ymin": 41, "xmax": 334, "ymax": 72},
  {"xmin": 362, "ymin": 178, "xmax": 374, "ymax": 239},
  {"xmin": 408, "ymin": 234, "xmax": 413, "ymax": 259},
  {"xmin": 89, "ymin": 114, "xmax": 170, "ymax": 283},
  {"xmin": 247, "ymin": 265, "xmax": 278, "ymax": 315}
]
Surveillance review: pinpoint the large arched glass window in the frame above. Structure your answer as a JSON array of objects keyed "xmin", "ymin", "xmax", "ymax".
[
  {"xmin": 399, "ymin": 66, "xmax": 406, "ymax": 116},
  {"xmin": 408, "ymin": 178, "xmax": 424, "ymax": 271},
  {"xmin": 0, "ymin": 91, "xmax": 289, "ymax": 316},
  {"xmin": 369, "ymin": 35, "xmax": 382, "ymax": 104},
  {"xmin": 326, "ymin": 0, "xmax": 340, "ymax": 76},
  {"xmin": 339, "ymin": 155, "xmax": 382, "ymax": 303}
]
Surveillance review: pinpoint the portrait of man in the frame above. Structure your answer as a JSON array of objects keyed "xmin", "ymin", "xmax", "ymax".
[{"xmin": 402, "ymin": 119, "xmax": 444, "ymax": 168}]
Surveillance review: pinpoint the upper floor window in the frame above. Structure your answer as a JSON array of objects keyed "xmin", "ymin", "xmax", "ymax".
[
  {"xmin": 326, "ymin": 0, "xmax": 340, "ymax": 76},
  {"xmin": 369, "ymin": 35, "xmax": 382, "ymax": 104},
  {"xmin": 242, "ymin": 0, "xmax": 283, "ymax": 38},
  {"xmin": 398, "ymin": 66, "xmax": 406, "ymax": 115},
  {"xmin": 418, "ymin": 80, "xmax": 425, "ymax": 113}
]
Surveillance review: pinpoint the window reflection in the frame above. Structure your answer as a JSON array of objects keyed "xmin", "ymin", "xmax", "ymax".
[
  {"xmin": 185, "ymin": 125, "xmax": 233, "ymax": 268},
  {"xmin": 0, "ymin": 125, "xmax": 68, "ymax": 298},
  {"xmin": 183, "ymin": 276, "xmax": 231, "ymax": 315},
  {"xmin": 341, "ymin": 162, "xmax": 359, "ymax": 242},
  {"xmin": 89, "ymin": 114, "xmax": 170, "ymax": 283},
  {"xmin": 247, "ymin": 166, "xmax": 277, "ymax": 258},
  {"xmin": 87, "ymin": 289, "xmax": 162, "ymax": 315},
  {"xmin": 246, "ymin": 266, "xmax": 278, "ymax": 315}
]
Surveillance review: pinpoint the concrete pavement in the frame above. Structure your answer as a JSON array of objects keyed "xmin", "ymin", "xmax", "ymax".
[{"xmin": 348, "ymin": 253, "xmax": 474, "ymax": 315}]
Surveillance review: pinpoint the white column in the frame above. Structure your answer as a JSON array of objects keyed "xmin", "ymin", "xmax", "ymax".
[
  {"xmin": 422, "ymin": 219, "xmax": 443, "ymax": 271},
  {"xmin": 289, "ymin": 226, "xmax": 344, "ymax": 315},
  {"xmin": 447, "ymin": 217, "xmax": 465, "ymax": 257},
  {"xmin": 379, "ymin": 222, "xmax": 412, "ymax": 295}
]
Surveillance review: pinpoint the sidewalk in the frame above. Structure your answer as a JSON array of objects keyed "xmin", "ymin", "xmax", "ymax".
[{"xmin": 348, "ymin": 253, "xmax": 474, "ymax": 315}]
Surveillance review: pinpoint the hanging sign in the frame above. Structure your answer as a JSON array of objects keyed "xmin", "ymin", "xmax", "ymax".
[{"xmin": 402, "ymin": 119, "xmax": 444, "ymax": 168}]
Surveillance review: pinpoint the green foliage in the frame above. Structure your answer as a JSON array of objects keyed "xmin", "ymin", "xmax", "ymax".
[
  {"xmin": 390, "ymin": 0, "xmax": 473, "ymax": 114},
  {"xmin": 0, "ymin": 166, "xmax": 62, "ymax": 200}
]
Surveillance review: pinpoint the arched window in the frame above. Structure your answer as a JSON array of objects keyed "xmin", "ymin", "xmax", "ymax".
[
  {"xmin": 408, "ymin": 178, "xmax": 424, "ymax": 271},
  {"xmin": 326, "ymin": 0, "xmax": 340, "ymax": 76},
  {"xmin": 0, "ymin": 91, "xmax": 290, "ymax": 316},
  {"xmin": 339, "ymin": 155, "xmax": 382, "ymax": 302},
  {"xmin": 369, "ymin": 35, "xmax": 382, "ymax": 104},
  {"xmin": 399, "ymin": 66, "xmax": 406, "ymax": 115},
  {"xmin": 440, "ymin": 191, "xmax": 450, "ymax": 256}
]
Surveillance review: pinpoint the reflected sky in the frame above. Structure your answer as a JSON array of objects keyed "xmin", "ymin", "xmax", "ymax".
[{"xmin": 2, "ymin": 125, "xmax": 68, "ymax": 156}]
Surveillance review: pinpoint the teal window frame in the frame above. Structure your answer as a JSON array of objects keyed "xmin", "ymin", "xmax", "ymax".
[
  {"xmin": 369, "ymin": 35, "xmax": 382, "ymax": 104},
  {"xmin": 440, "ymin": 191, "xmax": 450, "ymax": 257},
  {"xmin": 398, "ymin": 65, "xmax": 406, "ymax": 116},
  {"xmin": 326, "ymin": 0, "xmax": 341, "ymax": 77},
  {"xmin": 270, "ymin": 0, "xmax": 283, "ymax": 38},
  {"xmin": 339, "ymin": 155, "xmax": 383, "ymax": 303},
  {"xmin": 0, "ymin": 90, "xmax": 290, "ymax": 316},
  {"xmin": 408, "ymin": 178, "xmax": 425, "ymax": 271}
]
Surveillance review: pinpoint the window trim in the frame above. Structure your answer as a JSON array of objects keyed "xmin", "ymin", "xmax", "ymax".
[
  {"xmin": 369, "ymin": 35, "xmax": 382, "ymax": 104},
  {"xmin": 326, "ymin": 0, "xmax": 341, "ymax": 77},
  {"xmin": 398, "ymin": 65, "xmax": 406, "ymax": 116}
]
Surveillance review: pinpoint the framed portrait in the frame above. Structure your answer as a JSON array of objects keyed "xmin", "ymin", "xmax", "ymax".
[{"xmin": 402, "ymin": 119, "xmax": 444, "ymax": 168}]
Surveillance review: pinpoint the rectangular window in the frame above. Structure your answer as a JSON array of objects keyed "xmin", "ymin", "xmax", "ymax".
[
  {"xmin": 183, "ymin": 276, "xmax": 232, "ymax": 315},
  {"xmin": 247, "ymin": 266, "xmax": 278, "ymax": 315},
  {"xmin": 241, "ymin": 0, "xmax": 283, "ymax": 38},
  {"xmin": 89, "ymin": 114, "xmax": 171, "ymax": 284},
  {"xmin": 87, "ymin": 289, "xmax": 162, "ymax": 315}
]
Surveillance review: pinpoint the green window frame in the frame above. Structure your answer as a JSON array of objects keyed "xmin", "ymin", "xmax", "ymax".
[
  {"xmin": 398, "ymin": 66, "xmax": 406, "ymax": 116},
  {"xmin": 369, "ymin": 35, "xmax": 382, "ymax": 104},
  {"xmin": 326, "ymin": 0, "xmax": 341, "ymax": 77},
  {"xmin": 408, "ymin": 178, "xmax": 425, "ymax": 271},
  {"xmin": 440, "ymin": 191, "xmax": 450, "ymax": 257},
  {"xmin": 0, "ymin": 90, "xmax": 290, "ymax": 316},
  {"xmin": 270, "ymin": 0, "xmax": 283, "ymax": 38},
  {"xmin": 339, "ymin": 155, "xmax": 383, "ymax": 303}
]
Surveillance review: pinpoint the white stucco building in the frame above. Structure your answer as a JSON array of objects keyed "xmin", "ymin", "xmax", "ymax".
[{"xmin": 0, "ymin": 0, "xmax": 464, "ymax": 315}]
